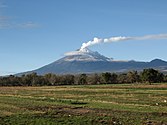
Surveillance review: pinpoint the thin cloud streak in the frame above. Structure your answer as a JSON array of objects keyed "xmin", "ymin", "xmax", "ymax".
[
  {"xmin": 0, "ymin": 1, "xmax": 39, "ymax": 29},
  {"xmin": 18, "ymin": 22, "xmax": 39, "ymax": 29},
  {"xmin": 0, "ymin": 1, "xmax": 7, "ymax": 8},
  {"xmin": 0, "ymin": 18, "xmax": 40, "ymax": 29}
]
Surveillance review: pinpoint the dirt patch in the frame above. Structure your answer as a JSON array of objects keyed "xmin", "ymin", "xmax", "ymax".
[{"xmin": 26, "ymin": 105, "xmax": 94, "ymax": 116}]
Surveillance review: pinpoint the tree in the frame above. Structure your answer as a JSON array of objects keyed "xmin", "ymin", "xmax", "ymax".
[
  {"xmin": 78, "ymin": 74, "xmax": 87, "ymax": 85},
  {"xmin": 21, "ymin": 74, "xmax": 32, "ymax": 86},
  {"xmin": 117, "ymin": 73, "xmax": 127, "ymax": 84},
  {"xmin": 126, "ymin": 71, "xmax": 140, "ymax": 83},
  {"xmin": 164, "ymin": 75, "xmax": 167, "ymax": 82},
  {"xmin": 61, "ymin": 75, "xmax": 75, "ymax": 85},
  {"xmin": 21, "ymin": 73, "xmax": 47, "ymax": 86},
  {"xmin": 101, "ymin": 72, "xmax": 118, "ymax": 84},
  {"xmin": 88, "ymin": 73, "xmax": 101, "ymax": 85},
  {"xmin": 102, "ymin": 72, "xmax": 112, "ymax": 84},
  {"xmin": 141, "ymin": 68, "xmax": 164, "ymax": 83},
  {"xmin": 156, "ymin": 72, "xmax": 164, "ymax": 83},
  {"xmin": 110, "ymin": 73, "xmax": 118, "ymax": 84},
  {"xmin": 44, "ymin": 73, "xmax": 59, "ymax": 85}
]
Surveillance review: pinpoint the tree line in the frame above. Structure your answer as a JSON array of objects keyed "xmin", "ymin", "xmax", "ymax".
[{"xmin": 0, "ymin": 68, "xmax": 167, "ymax": 86}]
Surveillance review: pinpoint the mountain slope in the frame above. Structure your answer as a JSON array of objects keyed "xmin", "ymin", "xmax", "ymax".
[{"xmin": 18, "ymin": 48, "xmax": 167, "ymax": 75}]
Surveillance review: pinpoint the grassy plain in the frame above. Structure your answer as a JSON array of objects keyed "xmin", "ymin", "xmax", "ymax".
[{"xmin": 0, "ymin": 83, "xmax": 167, "ymax": 125}]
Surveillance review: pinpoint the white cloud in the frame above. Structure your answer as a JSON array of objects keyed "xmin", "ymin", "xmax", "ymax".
[{"xmin": 18, "ymin": 22, "xmax": 39, "ymax": 28}]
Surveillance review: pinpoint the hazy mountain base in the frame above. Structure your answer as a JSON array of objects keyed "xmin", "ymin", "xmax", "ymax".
[
  {"xmin": 17, "ymin": 59, "xmax": 167, "ymax": 76},
  {"xmin": 0, "ymin": 84, "xmax": 167, "ymax": 125}
]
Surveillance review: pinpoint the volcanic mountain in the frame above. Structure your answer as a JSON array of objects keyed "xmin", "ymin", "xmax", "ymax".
[{"xmin": 19, "ymin": 48, "xmax": 167, "ymax": 75}]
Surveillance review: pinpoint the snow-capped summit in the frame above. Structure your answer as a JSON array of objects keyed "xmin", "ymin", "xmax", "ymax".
[{"xmin": 63, "ymin": 48, "xmax": 113, "ymax": 62}]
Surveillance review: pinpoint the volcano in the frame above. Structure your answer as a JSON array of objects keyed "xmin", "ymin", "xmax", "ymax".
[{"xmin": 18, "ymin": 48, "xmax": 167, "ymax": 75}]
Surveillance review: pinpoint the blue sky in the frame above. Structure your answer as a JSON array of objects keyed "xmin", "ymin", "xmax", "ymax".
[{"xmin": 0, "ymin": 0, "xmax": 167, "ymax": 76}]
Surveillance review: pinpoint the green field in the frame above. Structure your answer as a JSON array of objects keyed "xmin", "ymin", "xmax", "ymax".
[{"xmin": 0, "ymin": 84, "xmax": 167, "ymax": 125}]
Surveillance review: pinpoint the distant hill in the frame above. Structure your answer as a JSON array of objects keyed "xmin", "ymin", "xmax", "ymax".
[{"xmin": 17, "ymin": 48, "xmax": 167, "ymax": 75}]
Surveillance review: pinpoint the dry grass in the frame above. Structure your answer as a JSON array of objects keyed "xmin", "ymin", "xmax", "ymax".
[{"xmin": 0, "ymin": 83, "xmax": 167, "ymax": 124}]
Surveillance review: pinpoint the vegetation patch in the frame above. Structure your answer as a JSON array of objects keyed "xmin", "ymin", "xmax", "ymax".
[{"xmin": 0, "ymin": 84, "xmax": 166, "ymax": 124}]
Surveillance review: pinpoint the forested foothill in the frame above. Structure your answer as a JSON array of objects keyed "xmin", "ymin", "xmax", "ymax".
[{"xmin": 0, "ymin": 68, "xmax": 167, "ymax": 86}]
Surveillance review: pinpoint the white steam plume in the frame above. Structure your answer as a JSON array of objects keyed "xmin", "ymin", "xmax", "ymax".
[{"xmin": 80, "ymin": 34, "xmax": 167, "ymax": 50}]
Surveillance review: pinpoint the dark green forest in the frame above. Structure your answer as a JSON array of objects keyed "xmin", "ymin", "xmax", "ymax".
[{"xmin": 0, "ymin": 68, "xmax": 167, "ymax": 86}]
